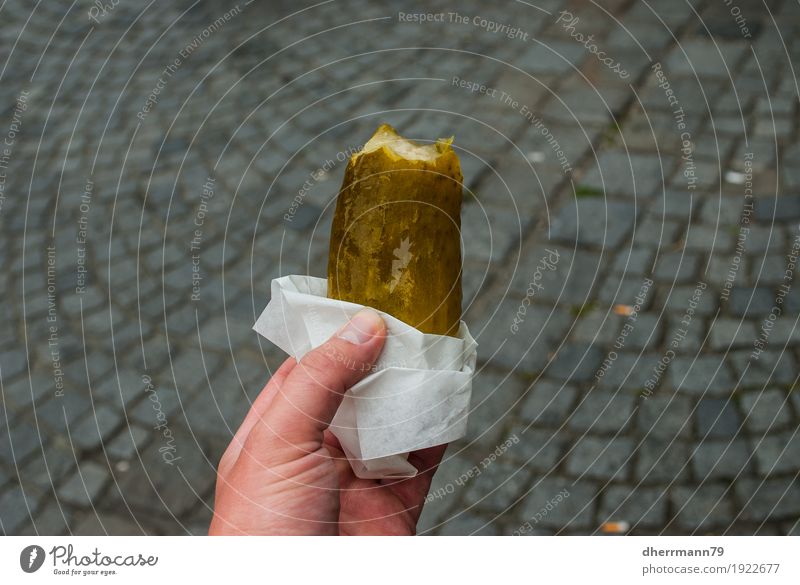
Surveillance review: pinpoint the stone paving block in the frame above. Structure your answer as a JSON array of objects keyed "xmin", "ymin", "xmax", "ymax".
[
  {"xmin": 651, "ymin": 190, "xmax": 696, "ymax": 221},
  {"xmin": 572, "ymin": 309, "xmax": 623, "ymax": 345},
  {"xmin": 691, "ymin": 438, "xmax": 753, "ymax": 480},
  {"xmin": 750, "ymin": 253, "xmax": 789, "ymax": 285},
  {"xmin": 510, "ymin": 245, "xmax": 603, "ymax": 306},
  {"xmin": 668, "ymin": 356, "xmax": 735, "ymax": 396},
  {"xmin": 462, "ymin": 460, "xmax": 533, "ymax": 514},
  {"xmin": 670, "ymin": 483, "xmax": 736, "ymax": 532},
  {"xmin": 754, "ymin": 195, "xmax": 800, "ymax": 222},
  {"xmin": 129, "ymin": 384, "xmax": 184, "ymax": 428},
  {"xmin": 599, "ymin": 274, "xmax": 657, "ymax": 307},
  {"xmin": 418, "ymin": 448, "xmax": 474, "ymax": 529},
  {"xmin": 708, "ymin": 318, "xmax": 757, "ymax": 351},
  {"xmin": 633, "ymin": 217, "xmax": 683, "ymax": 247},
  {"xmin": 0, "ymin": 420, "xmax": 44, "ymax": 467},
  {"xmin": 508, "ymin": 427, "xmax": 566, "ymax": 473},
  {"xmin": 567, "ymin": 389, "xmax": 636, "ymax": 434},
  {"xmin": 624, "ymin": 314, "xmax": 662, "ymax": 351},
  {"xmin": 73, "ymin": 512, "xmax": 149, "ymax": 536},
  {"xmin": 728, "ymin": 349, "xmax": 797, "ymax": 389},
  {"xmin": 581, "ymin": 151, "xmax": 670, "ymax": 198},
  {"xmin": 27, "ymin": 501, "xmax": 72, "ymax": 535},
  {"xmin": 515, "ymin": 41, "xmax": 587, "ymax": 74},
  {"xmin": 517, "ymin": 477, "xmax": 597, "ymax": 531},
  {"xmin": 770, "ymin": 318, "xmax": 800, "ymax": 345},
  {"xmin": 179, "ymin": 382, "xmax": 250, "ymax": 440},
  {"xmin": 664, "ymin": 313, "xmax": 705, "ymax": 354},
  {"xmin": 612, "ymin": 247, "xmax": 654, "ymax": 275},
  {"xmin": 654, "ymin": 251, "xmax": 700, "ymax": 284},
  {"xmin": 0, "ymin": 484, "xmax": 38, "ymax": 535},
  {"xmin": 546, "ymin": 343, "xmax": 605, "ymax": 384},
  {"xmin": 109, "ymin": 427, "xmax": 217, "ymax": 517},
  {"xmin": 696, "ymin": 398, "xmax": 741, "ymax": 438},
  {"xmin": 17, "ymin": 444, "xmax": 77, "ymax": 494},
  {"xmin": 637, "ymin": 393, "xmax": 694, "ymax": 440},
  {"xmin": 58, "ymin": 462, "xmax": 110, "ymax": 507},
  {"xmin": 734, "ymin": 477, "xmax": 800, "ymax": 523},
  {"xmin": 91, "ymin": 368, "xmax": 151, "ymax": 407},
  {"xmin": 599, "ymin": 485, "xmax": 669, "ymax": 530},
  {"xmin": 740, "ymin": 389, "xmax": 793, "ymax": 433},
  {"xmin": 462, "ymin": 203, "xmax": 523, "ymax": 264},
  {"xmin": 466, "ymin": 370, "xmax": 526, "ymax": 449},
  {"xmin": 105, "ymin": 426, "xmax": 151, "ymax": 460},
  {"xmin": 635, "ymin": 438, "xmax": 692, "ymax": 486},
  {"xmin": 728, "ymin": 286, "xmax": 776, "ymax": 317},
  {"xmin": 431, "ymin": 512, "xmax": 499, "ymax": 536},
  {"xmin": 708, "ymin": 252, "xmax": 749, "ymax": 285},
  {"xmin": 518, "ymin": 379, "xmax": 578, "ymax": 428},
  {"xmin": 190, "ymin": 315, "xmax": 259, "ymax": 353},
  {"xmin": 566, "ymin": 436, "xmax": 634, "ymax": 481},
  {"xmin": 752, "ymin": 433, "xmax": 800, "ymax": 475},
  {"xmin": 3, "ymin": 372, "xmax": 55, "ymax": 408},
  {"xmin": 470, "ymin": 298, "xmax": 571, "ymax": 373},
  {"xmin": 682, "ymin": 225, "xmax": 734, "ymax": 253},
  {"xmin": 550, "ymin": 199, "xmax": 636, "ymax": 248},
  {"xmin": 743, "ymin": 226, "xmax": 784, "ymax": 254},
  {"xmin": 597, "ymin": 352, "xmax": 666, "ymax": 393},
  {"xmin": 662, "ymin": 284, "xmax": 716, "ymax": 316},
  {"xmin": 0, "ymin": 348, "xmax": 29, "ymax": 382},
  {"xmin": 69, "ymin": 405, "xmax": 124, "ymax": 452}
]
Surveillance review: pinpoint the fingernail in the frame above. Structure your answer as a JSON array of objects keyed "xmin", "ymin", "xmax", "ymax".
[{"xmin": 336, "ymin": 308, "xmax": 384, "ymax": 345}]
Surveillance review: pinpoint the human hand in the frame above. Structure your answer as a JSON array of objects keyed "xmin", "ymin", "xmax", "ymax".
[{"xmin": 209, "ymin": 308, "xmax": 446, "ymax": 535}]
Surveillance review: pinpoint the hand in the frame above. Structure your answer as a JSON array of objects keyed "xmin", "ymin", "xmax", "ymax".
[{"xmin": 209, "ymin": 308, "xmax": 446, "ymax": 535}]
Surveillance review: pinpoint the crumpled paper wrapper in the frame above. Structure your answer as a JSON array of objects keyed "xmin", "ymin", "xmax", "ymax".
[{"xmin": 253, "ymin": 275, "xmax": 478, "ymax": 479}]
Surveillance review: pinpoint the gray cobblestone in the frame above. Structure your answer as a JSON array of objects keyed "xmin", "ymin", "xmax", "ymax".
[
  {"xmin": 58, "ymin": 462, "xmax": 110, "ymax": 507},
  {"xmin": 728, "ymin": 286, "xmax": 777, "ymax": 317},
  {"xmin": 635, "ymin": 438, "xmax": 692, "ymax": 485},
  {"xmin": 654, "ymin": 252, "xmax": 700, "ymax": 284},
  {"xmin": 550, "ymin": 199, "xmax": 636, "ymax": 248},
  {"xmin": 566, "ymin": 436, "xmax": 634, "ymax": 481},
  {"xmin": 637, "ymin": 393, "xmax": 693, "ymax": 440},
  {"xmin": 670, "ymin": 483, "xmax": 735, "ymax": 532},
  {"xmin": 518, "ymin": 478, "xmax": 597, "ymax": 531},
  {"xmin": 669, "ymin": 356, "xmax": 735, "ymax": 396},
  {"xmin": 708, "ymin": 318, "xmax": 758, "ymax": 351},
  {"xmin": 729, "ymin": 350, "xmax": 797, "ymax": 389},
  {"xmin": 691, "ymin": 438, "xmax": 753, "ymax": 480},
  {"xmin": 546, "ymin": 344, "xmax": 604, "ymax": 383},
  {"xmin": 0, "ymin": 485, "xmax": 38, "ymax": 534},
  {"xmin": 734, "ymin": 476, "xmax": 800, "ymax": 523},
  {"xmin": 70, "ymin": 406, "xmax": 123, "ymax": 452},
  {"xmin": 568, "ymin": 390, "xmax": 636, "ymax": 434},
  {"xmin": 752, "ymin": 433, "xmax": 800, "ymax": 476},
  {"xmin": 599, "ymin": 485, "xmax": 668, "ymax": 530},
  {"xmin": 696, "ymin": 398, "xmax": 741, "ymax": 438},
  {"xmin": 740, "ymin": 389, "xmax": 793, "ymax": 433}
]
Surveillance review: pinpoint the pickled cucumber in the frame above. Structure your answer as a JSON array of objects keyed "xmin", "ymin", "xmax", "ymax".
[{"xmin": 327, "ymin": 124, "xmax": 463, "ymax": 336}]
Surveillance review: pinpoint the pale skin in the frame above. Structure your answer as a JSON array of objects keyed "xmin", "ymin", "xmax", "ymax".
[{"xmin": 209, "ymin": 308, "xmax": 446, "ymax": 535}]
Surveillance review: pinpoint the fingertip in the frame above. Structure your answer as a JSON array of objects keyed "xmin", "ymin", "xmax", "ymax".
[{"xmin": 336, "ymin": 308, "xmax": 386, "ymax": 345}]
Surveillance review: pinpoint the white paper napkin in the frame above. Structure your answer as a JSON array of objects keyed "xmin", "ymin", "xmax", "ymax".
[{"xmin": 253, "ymin": 275, "xmax": 478, "ymax": 479}]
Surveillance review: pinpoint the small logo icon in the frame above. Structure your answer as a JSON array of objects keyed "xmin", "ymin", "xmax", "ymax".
[{"xmin": 20, "ymin": 545, "xmax": 45, "ymax": 573}]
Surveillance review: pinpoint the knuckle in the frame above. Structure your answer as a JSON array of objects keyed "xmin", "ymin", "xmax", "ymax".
[{"xmin": 299, "ymin": 342, "xmax": 344, "ymax": 382}]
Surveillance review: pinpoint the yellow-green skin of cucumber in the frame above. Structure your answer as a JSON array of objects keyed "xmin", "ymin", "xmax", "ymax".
[{"xmin": 327, "ymin": 124, "xmax": 463, "ymax": 336}]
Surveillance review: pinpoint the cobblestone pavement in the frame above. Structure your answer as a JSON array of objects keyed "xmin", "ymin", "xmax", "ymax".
[{"xmin": 1, "ymin": 0, "xmax": 799, "ymax": 536}]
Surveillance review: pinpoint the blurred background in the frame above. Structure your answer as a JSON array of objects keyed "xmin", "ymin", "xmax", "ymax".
[{"xmin": 1, "ymin": 0, "xmax": 799, "ymax": 535}]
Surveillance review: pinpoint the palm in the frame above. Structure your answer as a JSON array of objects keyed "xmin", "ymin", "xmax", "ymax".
[{"xmin": 324, "ymin": 433, "xmax": 444, "ymax": 535}]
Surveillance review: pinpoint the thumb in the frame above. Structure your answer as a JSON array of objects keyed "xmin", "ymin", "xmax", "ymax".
[{"xmin": 253, "ymin": 308, "xmax": 386, "ymax": 451}]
